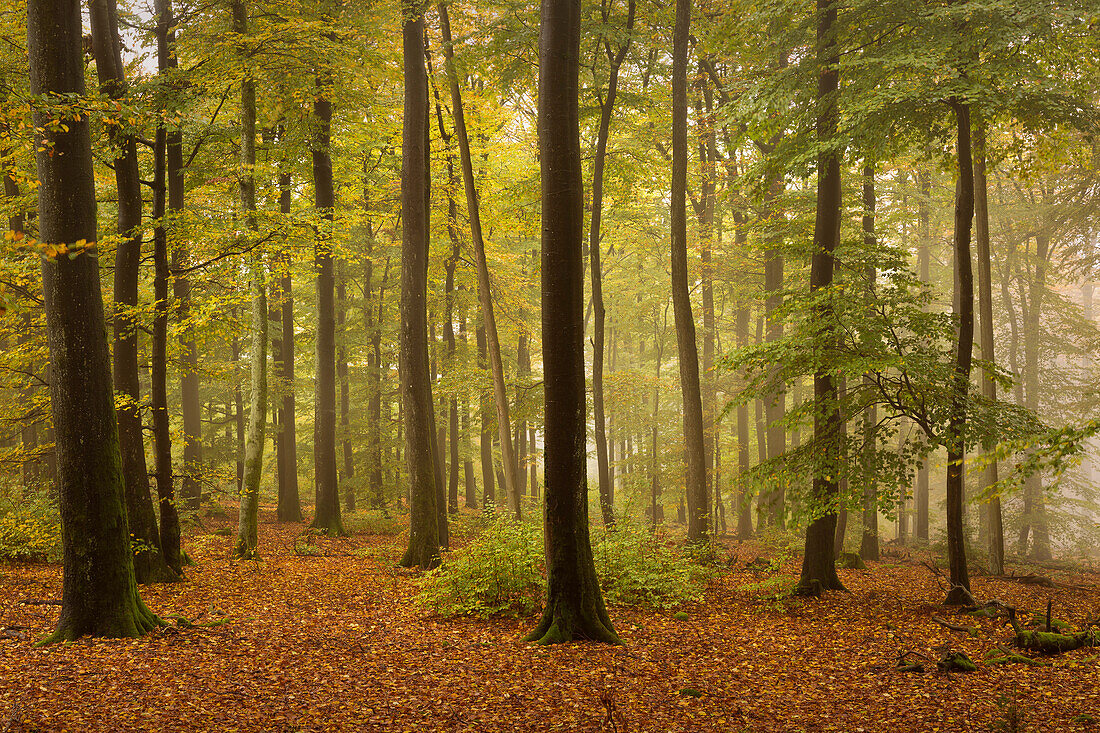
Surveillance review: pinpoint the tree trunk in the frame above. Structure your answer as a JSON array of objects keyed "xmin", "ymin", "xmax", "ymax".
[
  {"xmin": 669, "ymin": 0, "xmax": 708, "ymax": 545},
  {"xmin": 152, "ymin": 0, "xmax": 182, "ymax": 574},
  {"xmin": 974, "ymin": 120, "xmax": 1004, "ymax": 575},
  {"xmin": 477, "ymin": 321, "xmax": 495, "ymax": 508},
  {"xmin": 399, "ymin": 1, "xmax": 442, "ymax": 567},
  {"xmin": 736, "ymin": 305, "xmax": 753, "ymax": 538},
  {"xmin": 526, "ymin": 0, "xmax": 619, "ymax": 644},
  {"xmin": 915, "ymin": 170, "xmax": 931, "ymax": 542},
  {"xmin": 311, "ymin": 75, "xmax": 346, "ymax": 537},
  {"xmin": 438, "ymin": 1, "xmax": 520, "ymax": 517},
  {"xmin": 232, "ymin": 0, "xmax": 267, "ymax": 560},
  {"xmin": 275, "ymin": 166, "xmax": 302, "ymax": 522},
  {"xmin": 460, "ymin": 303, "xmax": 477, "ymax": 508},
  {"xmin": 337, "ymin": 259, "xmax": 355, "ymax": 512},
  {"xmin": 696, "ymin": 64, "xmax": 718, "ymax": 542},
  {"xmin": 588, "ymin": 0, "xmax": 635, "ymax": 529},
  {"xmin": 90, "ymin": 0, "xmax": 176, "ymax": 583},
  {"xmin": 859, "ymin": 163, "xmax": 879, "ymax": 563},
  {"xmin": 944, "ymin": 100, "xmax": 975, "ymax": 605},
  {"xmin": 30, "ymin": 0, "xmax": 162, "ymax": 640},
  {"xmin": 798, "ymin": 0, "xmax": 845, "ymax": 595},
  {"xmin": 1021, "ymin": 231, "xmax": 1052, "ymax": 561}
]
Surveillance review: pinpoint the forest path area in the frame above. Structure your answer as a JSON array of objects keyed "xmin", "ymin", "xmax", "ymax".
[{"xmin": 1, "ymin": 509, "xmax": 1098, "ymax": 732}]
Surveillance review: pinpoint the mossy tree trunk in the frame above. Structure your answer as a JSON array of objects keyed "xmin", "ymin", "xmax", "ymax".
[
  {"xmin": 399, "ymin": 0, "xmax": 442, "ymax": 569},
  {"xmin": 30, "ymin": 0, "xmax": 162, "ymax": 641},
  {"xmin": 526, "ymin": 0, "xmax": 620, "ymax": 646}
]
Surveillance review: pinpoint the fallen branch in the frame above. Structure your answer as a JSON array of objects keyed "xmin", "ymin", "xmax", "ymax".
[{"xmin": 931, "ymin": 616, "xmax": 977, "ymax": 634}]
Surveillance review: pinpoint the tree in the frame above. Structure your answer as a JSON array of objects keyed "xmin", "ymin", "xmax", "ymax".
[
  {"xmin": 275, "ymin": 155, "xmax": 302, "ymax": 522},
  {"xmin": 588, "ymin": 0, "xmax": 635, "ymax": 528},
  {"xmin": 669, "ymin": 0, "xmax": 708, "ymax": 544},
  {"xmin": 399, "ymin": 0, "xmax": 442, "ymax": 569},
  {"xmin": 525, "ymin": 0, "xmax": 619, "ymax": 645},
  {"xmin": 90, "ymin": 0, "xmax": 177, "ymax": 584},
  {"xmin": 437, "ymin": 0, "xmax": 521, "ymax": 518},
  {"xmin": 311, "ymin": 70, "xmax": 345, "ymax": 537},
  {"xmin": 29, "ymin": 0, "xmax": 161, "ymax": 641},
  {"xmin": 796, "ymin": 0, "xmax": 845, "ymax": 596},
  {"xmin": 233, "ymin": 0, "xmax": 267, "ymax": 560},
  {"xmin": 943, "ymin": 98, "xmax": 974, "ymax": 605}
]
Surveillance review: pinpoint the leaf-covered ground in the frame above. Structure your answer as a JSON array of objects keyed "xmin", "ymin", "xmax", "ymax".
[{"xmin": 2, "ymin": 508, "xmax": 1098, "ymax": 732}]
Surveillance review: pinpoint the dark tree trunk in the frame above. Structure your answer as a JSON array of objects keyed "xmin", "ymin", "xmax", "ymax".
[
  {"xmin": 399, "ymin": 2, "xmax": 441, "ymax": 567},
  {"xmin": 311, "ymin": 76, "xmax": 345, "ymax": 537},
  {"xmin": 797, "ymin": 0, "xmax": 845, "ymax": 595},
  {"xmin": 276, "ymin": 167, "xmax": 302, "ymax": 522},
  {"xmin": 90, "ymin": 0, "xmax": 176, "ymax": 583},
  {"xmin": 695, "ymin": 64, "xmax": 718, "ymax": 542},
  {"xmin": 669, "ymin": 0, "xmax": 708, "ymax": 545},
  {"xmin": 152, "ymin": 0, "xmax": 182, "ymax": 574},
  {"xmin": 30, "ymin": 0, "xmax": 161, "ymax": 640},
  {"xmin": 974, "ymin": 120, "xmax": 1004, "ymax": 575},
  {"xmin": 337, "ymin": 259, "xmax": 355, "ymax": 512},
  {"xmin": 588, "ymin": 0, "xmax": 635, "ymax": 529},
  {"xmin": 526, "ymin": 0, "xmax": 619, "ymax": 645},
  {"xmin": 859, "ymin": 163, "xmax": 879, "ymax": 563},
  {"xmin": 944, "ymin": 100, "xmax": 975, "ymax": 605},
  {"xmin": 460, "ymin": 302, "xmax": 477, "ymax": 508}
]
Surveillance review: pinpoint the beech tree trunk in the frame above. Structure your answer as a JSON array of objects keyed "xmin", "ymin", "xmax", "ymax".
[
  {"xmin": 90, "ymin": 0, "xmax": 176, "ymax": 584},
  {"xmin": 1019, "ymin": 231, "xmax": 1052, "ymax": 561},
  {"xmin": 944, "ymin": 100, "xmax": 975, "ymax": 605},
  {"xmin": 232, "ymin": 0, "xmax": 267, "ymax": 560},
  {"xmin": 588, "ymin": 0, "xmax": 635, "ymax": 528},
  {"xmin": 152, "ymin": 0, "xmax": 182, "ymax": 574},
  {"xmin": 859, "ymin": 163, "xmax": 879, "ymax": 563},
  {"xmin": 974, "ymin": 120, "xmax": 1004, "ymax": 575},
  {"xmin": 526, "ymin": 0, "xmax": 619, "ymax": 645},
  {"xmin": 399, "ymin": 0, "xmax": 442, "ymax": 568},
  {"xmin": 915, "ymin": 170, "xmax": 931, "ymax": 541},
  {"xmin": 30, "ymin": 0, "xmax": 162, "ymax": 640},
  {"xmin": 275, "ymin": 167, "xmax": 302, "ymax": 522},
  {"xmin": 669, "ymin": 0, "xmax": 708, "ymax": 545},
  {"xmin": 311, "ymin": 75, "xmax": 346, "ymax": 537},
  {"xmin": 798, "ymin": 0, "xmax": 845, "ymax": 595},
  {"xmin": 477, "ymin": 322, "xmax": 495, "ymax": 508},
  {"xmin": 337, "ymin": 259, "xmax": 355, "ymax": 512},
  {"xmin": 438, "ymin": 1, "xmax": 520, "ymax": 517}
]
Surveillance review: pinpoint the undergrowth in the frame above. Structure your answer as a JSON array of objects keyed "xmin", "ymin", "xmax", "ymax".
[
  {"xmin": 416, "ymin": 517, "xmax": 707, "ymax": 618},
  {"xmin": 0, "ymin": 490, "xmax": 60, "ymax": 562}
]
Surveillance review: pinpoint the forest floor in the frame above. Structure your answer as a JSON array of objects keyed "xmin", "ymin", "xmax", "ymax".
[{"xmin": 1, "ymin": 506, "xmax": 1099, "ymax": 733}]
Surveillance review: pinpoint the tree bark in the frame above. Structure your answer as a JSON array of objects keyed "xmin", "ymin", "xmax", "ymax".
[
  {"xmin": 399, "ymin": 0, "xmax": 442, "ymax": 567},
  {"xmin": 1020, "ymin": 231, "xmax": 1052, "ymax": 561},
  {"xmin": 859, "ymin": 163, "xmax": 879, "ymax": 563},
  {"xmin": 477, "ymin": 321, "xmax": 495, "ymax": 508},
  {"xmin": 944, "ymin": 100, "xmax": 975, "ymax": 605},
  {"xmin": 438, "ymin": 1, "xmax": 520, "ymax": 517},
  {"xmin": 588, "ymin": 0, "xmax": 635, "ymax": 529},
  {"xmin": 311, "ymin": 73, "xmax": 346, "ymax": 537},
  {"xmin": 798, "ymin": 0, "xmax": 845, "ymax": 595},
  {"xmin": 974, "ymin": 119, "xmax": 1004, "ymax": 575},
  {"xmin": 30, "ymin": 0, "xmax": 162, "ymax": 640},
  {"xmin": 915, "ymin": 170, "xmax": 931, "ymax": 542},
  {"xmin": 275, "ymin": 166, "xmax": 302, "ymax": 522},
  {"xmin": 232, "ymin": 0, "xmax": 267, "ymax": 560},
  {"xmin": 152, "ymin": 0, "xmax": 182, "ymax": 574},
  {"xmin": 336, "ymin": 259, "xmax": 355, "ymax": 512},
  {"xmin": 669, "ymin": 0, "xmax": 708, "ymax": 545},
  {"xmin": 90, "ymin": 0, "xmax": 176, "ymax": 584},
  {"xmin": 526, "ymin": 0, "xmax": 619, "ymax": 645}
]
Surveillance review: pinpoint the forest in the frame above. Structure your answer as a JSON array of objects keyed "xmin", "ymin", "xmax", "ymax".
[{"xmin": 0, "ymin": 0, "xmax": 1099, "ymax": 728}]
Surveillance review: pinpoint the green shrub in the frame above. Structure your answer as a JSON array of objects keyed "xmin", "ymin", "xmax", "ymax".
[
  {"xmin": 416, "ymin": 517, "xmax": 707, "ymax": 618},
  {"xmin": 0, "ymin": 493, "xmax": 61, "ymax": 562},
  {"xmin": 591, "ymin": 521, "xmax": 707, "ymax": 609},
  {"xmin": 416, "ymin": 518, "xmax": 544, "ymax": 618},
  {"xmin": 344, "ymin": 510, "xmax": 404, "ymax": 536}
]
